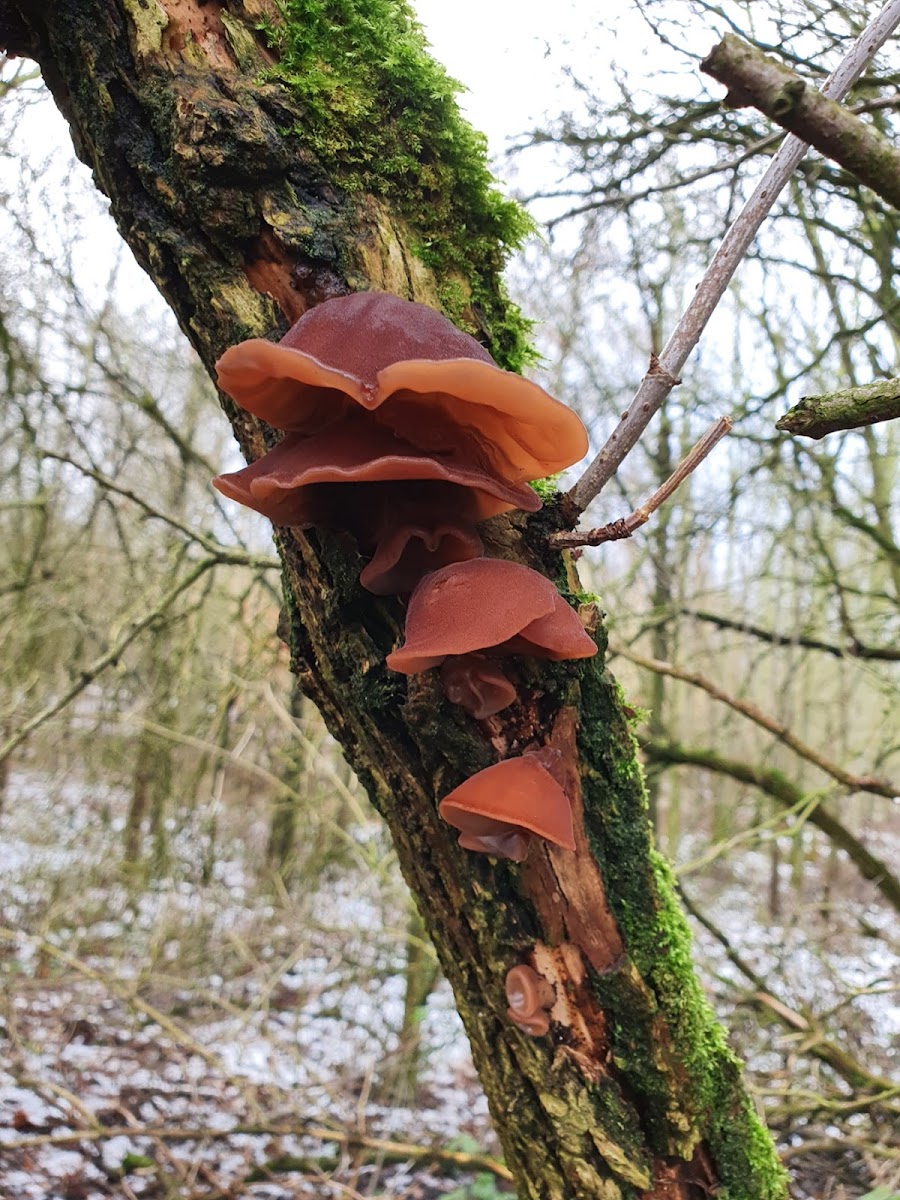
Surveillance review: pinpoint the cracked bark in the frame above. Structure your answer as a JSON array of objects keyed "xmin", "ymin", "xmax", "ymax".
[{"xmin": 0, "ymin": 2, "xmax": 788, "ymax": 1197}]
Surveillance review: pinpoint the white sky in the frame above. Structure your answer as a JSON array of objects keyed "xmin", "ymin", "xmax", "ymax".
[
  {"xmin": 414, "ymin": 0, "xmax": 595, "ymax": 142},
  {"xmin": 7, "ymin": 1, "xmax": 615, "ymax": 312}
]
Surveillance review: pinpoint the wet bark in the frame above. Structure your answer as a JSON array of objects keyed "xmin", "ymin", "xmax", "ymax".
[{"xmin": 0, "ymin": 3, "xmax": 788, "ymax": 1197}]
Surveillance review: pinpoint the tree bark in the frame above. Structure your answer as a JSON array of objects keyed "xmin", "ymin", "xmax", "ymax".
[
  {"xmin": 776, "ymin": 376, "xmax": 900, "ymax": 437},
  {"xmin": 0, "ymin": 3, "xmax": 788, "ymax": 1196},
  {"xmin": 701, "ymin": 33, "xmax": 900, "ymax": 211}
]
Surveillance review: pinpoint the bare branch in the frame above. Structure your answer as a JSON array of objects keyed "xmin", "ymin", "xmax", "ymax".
[
  {"xmin": 701, "ymin": 34, "xmax": 900, "ymax": 211},
  {"xmin": 0, "ymin": 1118, "xmax": 512, "ymax": 1181},
  {"xmin": 551, "ymin": 417, "xmax": 731, "ymax": 549},
  {"xmin": 43, "ymin": 451, "xmax": 282, "ymax": 569},
  {"xmin": 777, "ymin": 376, "xmax": 900, "ymax": 438},
  {"xmin": 678, "ymin": 887, "xmax": 896, "ymax": 1094},
  {"xmin": 613, "ymin": 642, "xmax": 898, "ymax": 798},
  {"xmin": 0, "ymin": 558, "xmax": 218, "ymax": 767},
  {"xmin": 642, "ymin": 739, "xmax": 900, "ymax": 916},
  {"xmin": 568, "ymin": 0, "xmax": 900, "ymax": 512},
  {"xmin": 681, "ymin": 606, "xmax": 900, "ymax": 661}
]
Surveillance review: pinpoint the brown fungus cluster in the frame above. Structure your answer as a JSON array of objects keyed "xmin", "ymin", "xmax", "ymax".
[
  {"xmin": 213, "ymin": 293, "xmax": 596, "ymax": 1040},
  {"xmin": 386, "ymin": 558, "xmax": 597, "ymax": 716},
  {"xmin": 213, "ymin": 292, "xmax": 585, "ymax": 592}
]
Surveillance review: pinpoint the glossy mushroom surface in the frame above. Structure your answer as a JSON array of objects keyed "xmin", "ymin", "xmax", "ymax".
[
  {"xmin": 215, "ymin": 292, "xmax": 589, "ymax": 483},
  {"xmin": 386, "ymin": 559, "xmax": 597, "ymax": 682},
  {"xmin": 212, "ymin": 421, "xmax": 539, "ymax": 522},
  {"xmin": 438, "ymin": 748, "xmax": 576, "ymax": 861},
  {"xmin": 386, "ymin": 559, "xmax": 561, "ymax": 674},
  {"xmin": 505, "ymin": 965, "xmax": 555, "ymax": 1036},
  {"xmin": 212, "ymin": 422, "xmax": 543, "ymax": 594},
  {"xmin": 499, "ymin": 592, "xmax": 599, "ymax": 661},
  {"xmin": 366, "ymin": 482, "xmax": 491, "ymax": 593}
]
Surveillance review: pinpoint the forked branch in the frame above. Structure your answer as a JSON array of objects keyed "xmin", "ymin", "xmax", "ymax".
[
  {"xmin": 551, "ymin": 416, "xmax": 731, "ymax": 549},
  {"xmin": 568, "ymin": 0, "xmax": 900, "ymax": 512}
]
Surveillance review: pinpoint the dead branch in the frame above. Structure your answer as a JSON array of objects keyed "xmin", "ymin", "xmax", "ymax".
[
  {"xmin": 43, "ymin": 452, "xmax": 282, "ymax": 569},
  {"xmin": 551, "ymin": 417, "xmax": 731, "ymax": 549},
  {"xmin": 568, "ymin": 0, "xmax": 900, "ymax": 512},
  {"xmin": 0, "ymin": 1122, "xmax": 512, "ymax": 1181},
  {"xmin": 641, "ymin": 739, "xmax": 900, "ymax": 916},
  {"xmin": 680, "ymin": 607, "xmax": 900, "ymax": 662},
  {"xmin": 0, "ymin": 558, "xmax": 218, "ymax": 765},
  {"xmin": 701, "ymin": 34, "xmax": 900, "ymax": 211},
  {"xmin": 613, "ymin": 643, "xmax": 897, "ymax": 798},
  {"xmin": 776, "ymin": 376, "xmax": 900, "ymax": 438},
  {"xmin": 677, "ymin": 886, "xmax": 896, "ymax": 1093}
]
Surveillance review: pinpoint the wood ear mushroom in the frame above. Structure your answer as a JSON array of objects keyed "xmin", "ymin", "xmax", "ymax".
[
  {"xmin": 438, "ymin": 748, "xmax": 575, "ymax": 861},
  {"xmin": 505, "ymin": 965, "xmax": 555, "ymax": 1036}
]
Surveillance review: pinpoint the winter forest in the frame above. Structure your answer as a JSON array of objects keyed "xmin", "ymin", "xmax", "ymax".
[{"xmin": 0, "ymin": 1, "xmax": 897, "ymax": 1198}]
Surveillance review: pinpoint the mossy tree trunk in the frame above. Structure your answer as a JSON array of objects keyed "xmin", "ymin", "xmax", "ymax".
[{"xmin": 0, "ymin": 3, "xmax": 788, "ymax": 1197}]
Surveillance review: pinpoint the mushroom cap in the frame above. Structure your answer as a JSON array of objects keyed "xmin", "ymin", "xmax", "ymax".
[
  {"xmin": 360, "ymin": 523, "xmax": 483, "ymax": 597},
  {"xmin": 438, "ymin": 750, "xmax": 576, "ymax": 858},
  {"xmin": 500, "ymin": 594, "xmax": 598, "ymax": 661},
  {"xmin": 215, "ymin": 293, "xmax": 588, "ymax": 483},
  {"xmin": 386, "ymin": 559, "xmax": 595, "ymax": 674},
  {"xmin": 439, "ymin": 655, "xmax": 518, "ymax": 719},
  {"xmin": 211, "ymin": 421, "xmax": 540, "ymax": 525},
  {"xmin": 505, "ymin": 965, "xmax": 555, "ymax": 1036},
  {"xmin": 211, "ymin": 423, "xmax": 543, "ymax": 594}
]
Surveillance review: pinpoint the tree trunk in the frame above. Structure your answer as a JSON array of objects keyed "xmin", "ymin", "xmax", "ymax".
[
  {"xmin": 266, "ymin": 679, "xmax": 307, "ymax": 881},
  {"xmin": 0, "ymin": 3, "xmax": 788, "ymax": 1196}
]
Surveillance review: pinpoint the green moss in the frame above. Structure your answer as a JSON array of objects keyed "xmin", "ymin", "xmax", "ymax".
[
  {"xmin": 260, "ymin": 0, "xmax": 536, "ymax": 370},
  {"xmin": 577, "ymin": 657, "xmax": 787, "ymax": 1196},
  {"xmin": 529, "ymin": 474, "xmax": 563, "ymax": 502}
]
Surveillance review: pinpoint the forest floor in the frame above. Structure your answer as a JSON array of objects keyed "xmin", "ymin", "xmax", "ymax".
[{"xmin": 1, "ymin": 764, "xmax": 897, "ymax": 1200}]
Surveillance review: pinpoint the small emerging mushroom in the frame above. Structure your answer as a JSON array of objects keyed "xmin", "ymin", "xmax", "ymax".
[
  {"xmin": 439, "ymin": 654, "xmax": 517, "ymax": 720},
  {"xmin": 505, "ymin": 965, "xmax": 555, "ymax": 1036},
  {"xmin": 438, "ymin": 747, "xmax": 575, "ymax": 861},
  {"xmin": 386, "ymin": 559, "xmax": 597, "ymax": 714},
  {"xmin": 213, "ymin": 421, "xmax": 540, "ymax": 594},
  {"xmin": 215, "ymin": 292, "xmax": 589, "ymax": 484}
]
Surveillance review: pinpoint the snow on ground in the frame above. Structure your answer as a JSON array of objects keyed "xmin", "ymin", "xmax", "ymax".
[{"xmin": 1, "ymin": 765, "xmax": 897, "ymax": 1199}]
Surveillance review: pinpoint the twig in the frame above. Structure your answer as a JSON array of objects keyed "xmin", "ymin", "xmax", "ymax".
[
  {"xmin": 0, "ymin": 1121, "xmax": 513, "ymax": 1181},
  {"xmin": 42, "ymin": 451, "xmax": 281, "ymax": 569},
  {"xmin": 551, "ymin": 417, "xmax": 731, "ymax": 548},
  {"xmin": 0, "ymin": 558, "xmax": 216, "ymax": 766},
  {"xmin": 641, "ymin": 739, "xmax": 900, "ymax": 915},
  {"xmin": 680, "ymin": 606, "xmax": 900, "ymax": 661},
  {"xmin": 568, "ymin": 0, "xmax": 900, "ymax": 512},
  {"xmin": 779, "ymin": 1136, "xmax": 900, "ymax": 1161},
  {"xmin": 0, "ymin": 927, "xmax": 226, "ymax": 1075},
  {"xmin": 702, "ymin": 34, "xmax": 900, "ymax": 211},
  {"xmin": 122, "ymin": 717, "xmax": 306, "ymax": 802},
  {"xmin": 677, "ymin": 889, "xmax": 896, "ymax": 1094},
  {"xmin": 776, "ymin": 376, "xmax": 900, "ymax": 438},
  {"xmin": 612, "ymin": 642, "xmax": 898, "ymax": 798}
]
